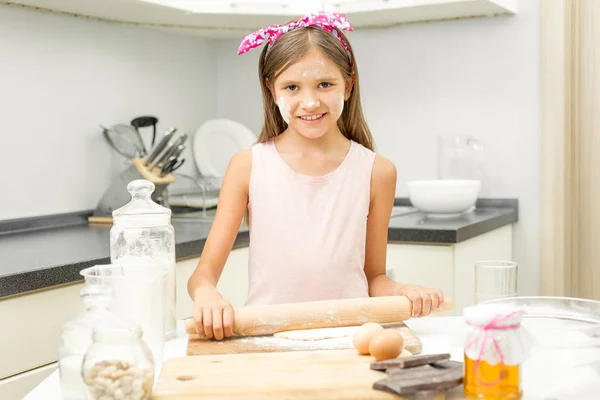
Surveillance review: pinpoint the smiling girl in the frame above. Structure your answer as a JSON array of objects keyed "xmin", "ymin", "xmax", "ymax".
[{"xmin": 187, "ymin": 12, "xmax": 444, "ymax": 340}]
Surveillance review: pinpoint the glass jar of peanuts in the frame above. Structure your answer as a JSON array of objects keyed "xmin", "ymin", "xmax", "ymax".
[{"xmin": 82, "ymin": 324, "xmax": 155, "ymax": 400}]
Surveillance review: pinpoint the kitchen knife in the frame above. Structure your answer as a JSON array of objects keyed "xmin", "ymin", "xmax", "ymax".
[
  {"xmin": 158, "ymin": 144, "xmax": 185, "ymax": 167},
  {"xmin": 144, "ymin": 127, "xmax": 177, "ymax": 166},
  {"xmin": 159, "ymin": 157, "xmax": 185, "ymax": 177},
  {"xmin": 183, "ymin": 296, "xmax": 453, "ymax": 337},
  {"xmin": 157, "ymin": 142, "xmax": 185, "ymax": 169},
  {"xmin": 149, "ymin": 133, "xmax": 188, "ymax": 170}
]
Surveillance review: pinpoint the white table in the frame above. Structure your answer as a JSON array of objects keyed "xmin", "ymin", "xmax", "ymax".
[{"xmin": 23, "ymin": 317, "xmax": 600, "ymax": 400}]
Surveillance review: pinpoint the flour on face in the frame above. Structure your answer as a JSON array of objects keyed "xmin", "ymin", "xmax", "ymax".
[{"xmin": 278, "ymin": 96, "xmax": 291, "ymax": 123}]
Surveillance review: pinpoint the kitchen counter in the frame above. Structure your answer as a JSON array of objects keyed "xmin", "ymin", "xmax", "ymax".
[
  {"xmin": 22, "ymin": 316, "xmax": 600, "ymax": 400},
  {"xmin": 0, "ymin": 198, "xmax": 517, "ymax": 299},
  {"xmin": 23, "ymin": 317, "xmax": 468, "ymax": 400}
]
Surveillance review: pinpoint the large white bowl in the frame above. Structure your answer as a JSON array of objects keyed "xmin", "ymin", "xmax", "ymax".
[{"xmin": 406, "ymin": 179, "xmax": 481, "ymax": 215}]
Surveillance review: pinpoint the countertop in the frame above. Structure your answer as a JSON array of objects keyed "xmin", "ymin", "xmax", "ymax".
[
  {"xmin": 23, "ymin": 318, "xmax": 468, "ymax": 400},
  {"xmin": 0, "ymin": 199, "xmax": 517, "ymax": 299},
  {"xmin": 22, "ymin": 316, "xmax": 600, "ymax": 400}
]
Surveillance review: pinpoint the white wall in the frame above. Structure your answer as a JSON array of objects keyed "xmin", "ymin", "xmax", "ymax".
[
  {"xmin": 215, "ymin": 1, "xmax": 540, "ymax": 296},
  {"xmin": 0, "ymin": 6, "xmax": 217, "ymax": 220}
]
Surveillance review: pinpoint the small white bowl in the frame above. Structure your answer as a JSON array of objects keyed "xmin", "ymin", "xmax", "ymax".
[{"xmin": 406, "ymin": 179, "xmax": 481, "ymax": 215}]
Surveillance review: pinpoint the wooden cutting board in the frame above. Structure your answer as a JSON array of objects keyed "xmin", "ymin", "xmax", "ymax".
[
  {"xmin": 152, "ymin": 349, "xmax": 411, "ymax": 399},
  {"xmin": 186, "ymin": 322, "xmax": 422, "ymax": 356}
]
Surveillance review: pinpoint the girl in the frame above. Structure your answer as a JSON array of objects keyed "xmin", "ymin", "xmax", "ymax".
[{"xmin": 188, "ymin": 12, "xmax": 444, "ymax": 340}]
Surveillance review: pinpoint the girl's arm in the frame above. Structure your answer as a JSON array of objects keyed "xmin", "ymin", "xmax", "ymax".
[
  {"xmin": 187, "ymin": 149, "xmax": 252, "ymax": 339},
  {"xmin": 364, "ymin": 155, "xmax": 444, "ymax": 317}
]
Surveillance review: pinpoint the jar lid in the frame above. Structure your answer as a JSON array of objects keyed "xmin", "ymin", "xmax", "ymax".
[
  {"xmin": 463, "ymin": 303, "xmax": 525, "ymax": 327},
  {"xmin": 464, "ymin": 303, "xmax": 533, "ymax": 366},
  {"xmin": 112, "ymin": 180, "xmax": 171, "ymax": 224}
]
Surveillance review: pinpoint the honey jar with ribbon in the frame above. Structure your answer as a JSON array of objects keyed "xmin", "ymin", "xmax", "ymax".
[{"xmin": 463, "ymin": 303, "xmax": 533, "ymax": 399}]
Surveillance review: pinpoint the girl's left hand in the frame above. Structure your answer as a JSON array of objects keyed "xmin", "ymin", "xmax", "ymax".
[{"xmin": 398, "ymin": 284, "xmax": 445, "ymax": 318}]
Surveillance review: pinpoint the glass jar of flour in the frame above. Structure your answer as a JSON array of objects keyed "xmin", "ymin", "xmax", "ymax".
[{"xmin": 110, "ymin": 179, "xmax": 177, "ymax": 339}]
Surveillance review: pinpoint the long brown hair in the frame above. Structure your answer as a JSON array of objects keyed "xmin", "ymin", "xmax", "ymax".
[{"xmin": 257, "ymin": 26, "xmax": 374, "ymax": 151}]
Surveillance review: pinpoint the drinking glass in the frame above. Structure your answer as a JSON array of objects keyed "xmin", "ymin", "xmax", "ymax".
[
  {"xmin": 475, "ymin": 260, "xmax": 518, "ymax": 303},
  {"xmin": 80, "ymin": 264, "xmax": 166, "ymax": 371}
]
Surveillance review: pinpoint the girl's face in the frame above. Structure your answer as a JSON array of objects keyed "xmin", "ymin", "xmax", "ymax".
[{"xmin": 271, "ymin": 49, "xmax": 351, "ymax": 140}]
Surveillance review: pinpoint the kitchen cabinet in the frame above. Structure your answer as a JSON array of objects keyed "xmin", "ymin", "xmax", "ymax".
[
  {"xmin": 0, "ymin": 283, "xmax": 83, "ymax": 381},
  {"xmin": 0, "ymin": 363, "xmax": 56, "ymax": 400},
  {"xmin": 386, "ymin": 224, "xmax": 513, "ymax": 315},
  {"xmin": 0, "ymin": 283, "xmax": 83, "ymax": 399},
  {"xmin": 6, "ymin": 0, "xmax": 517, "ymax": 39},
  {"xmin": 325, "ymin": 0, "xmax": 518, "ymax": 28}
]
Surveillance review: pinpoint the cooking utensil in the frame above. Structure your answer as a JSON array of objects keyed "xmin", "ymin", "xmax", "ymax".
[
  {"xmin": 112, "ymin": 124, "xmax": 147, "ymax": 156},
  {"xmin": 101, "ymin": 125, "xmax": 144, "ymax": 159},
  {"xmin": 144, "ymin": 127, "xmax": 177, "ymax": 167},
  {"xmin": 150, "ymin": 133, "xmax": 188, "ymax": 171},
  {"xmin": 167, "ymin": 144, "xmax": 186, "ymax": 164},
  {"xmin": 186, "ymin": 322, "xmax": 422, "ymax": 356},
  {"xmin": 159, "ymin": 157, "xmax": 185, "ymax": 177},
  {"xmin": 157, "ymin": 142, "xmax": 186, "ymax": 169},
  {"xmin": 183, "ymin": 296, "xmax": 453, "ymax": 337},
  {"xmin": 131, "ymin": 116, "xmax": 158, "ymax": 149}
]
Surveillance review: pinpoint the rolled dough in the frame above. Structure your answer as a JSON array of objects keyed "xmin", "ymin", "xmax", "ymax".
[{"xmin": 273, "ymin": 326, "xmax": 360, "ymax": 341}]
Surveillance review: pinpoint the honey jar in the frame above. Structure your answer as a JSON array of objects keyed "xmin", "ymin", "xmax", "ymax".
[{"xmin": 463, "ymin": 303, "xmax": 532, "ymax": 400}]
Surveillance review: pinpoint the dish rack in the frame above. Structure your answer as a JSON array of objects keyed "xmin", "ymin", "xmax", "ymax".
[{"xmin": 165, "ymin": 173, "xmax": 222, "ymax": 216}]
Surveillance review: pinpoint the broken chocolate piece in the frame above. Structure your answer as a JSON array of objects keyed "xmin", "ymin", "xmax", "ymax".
[
  {"xmin": 370, "ymin": 353, "xmax": 451, "ymax": 371},
  {"xmin": 373, "ymin": 365, "xmax": 463, "ymax": 395},
  {"xmin": 430, "ymin": 360, "xmax": 463, "ymax": 370},
  {"xmin": 386, "ymin": 361, "xmax": 462, "ymax": 377},
  {"xmin": 387, "ymin": 364, "xmax": 443, "ymax": 377}
]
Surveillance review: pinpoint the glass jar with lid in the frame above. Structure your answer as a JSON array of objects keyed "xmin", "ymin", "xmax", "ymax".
[
  {"xmin": 463, "ymin": 303, "xmax": 532, "ymax": 400},
  {"xmin": 82, "ymin": 324, "xmax": 154, "ymax": 400},
  {"xmin": 110, "ymin": 179, "xmax": 176, "ymax": 339},
  {"xmin": 58, "ymin": 284, "xmax": 133, "ymax": 399},
  {"xmin": 437, "ymin": 135, "xmax": 485, "ymax": 181}
]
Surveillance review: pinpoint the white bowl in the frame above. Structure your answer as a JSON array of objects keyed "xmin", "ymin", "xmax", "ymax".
[{"xmin": 406, "ymin": 179, "xmax": 481, "ymax": 215}]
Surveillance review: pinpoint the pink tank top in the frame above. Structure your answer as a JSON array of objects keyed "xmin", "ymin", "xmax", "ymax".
[{"xmin": 245, "ymin": 139, "xmax": 376, "ymax": 305}]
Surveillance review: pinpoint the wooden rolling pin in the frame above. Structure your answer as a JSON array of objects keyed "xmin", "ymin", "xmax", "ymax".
[{"xmin": 184, "ymin": 296, "xmax": 452, "ymax": 336}]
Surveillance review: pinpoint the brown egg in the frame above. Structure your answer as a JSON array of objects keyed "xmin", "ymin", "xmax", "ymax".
[
  {"xmin": 368, "ymin": 329, "xmax": 405, "ymax": 361},
  {"xmin": 352, "ymin": 323, "xmax": 384, "ymax": 355}
]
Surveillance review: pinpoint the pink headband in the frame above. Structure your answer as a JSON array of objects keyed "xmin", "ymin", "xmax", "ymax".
[{"xmin": 237, "ymin": 11, "xmax": 354, "ymax": 68}]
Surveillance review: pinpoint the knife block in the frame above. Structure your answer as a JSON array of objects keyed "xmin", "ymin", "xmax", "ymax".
[
  {"xmin": 131, "ymin": 158, "xmax": 175, "ymax": 185},
  {"xmin": 88, "ymin": 158, "xmax": 175, "ymax": 224}
]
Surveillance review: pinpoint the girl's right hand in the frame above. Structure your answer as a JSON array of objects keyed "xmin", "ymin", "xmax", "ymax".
[{"xmin": 192, "ymin": 285, "xmax": 234, "ymax": 340}]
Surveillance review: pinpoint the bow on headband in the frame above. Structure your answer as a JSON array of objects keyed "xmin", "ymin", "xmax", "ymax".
[{"xmin": 237, "ymin": 11, "xmax": 354, "ymax": 67}]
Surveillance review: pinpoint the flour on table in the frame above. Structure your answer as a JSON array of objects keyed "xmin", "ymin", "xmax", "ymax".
[{"xmin": 274, "ymin": 326, "xmax": 360, "ymax": 341}]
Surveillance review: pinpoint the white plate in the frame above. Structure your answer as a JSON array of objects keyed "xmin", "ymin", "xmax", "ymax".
[{"xmin": 193, "ymin": 119, "xmax": 257, "ymax": 177}]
